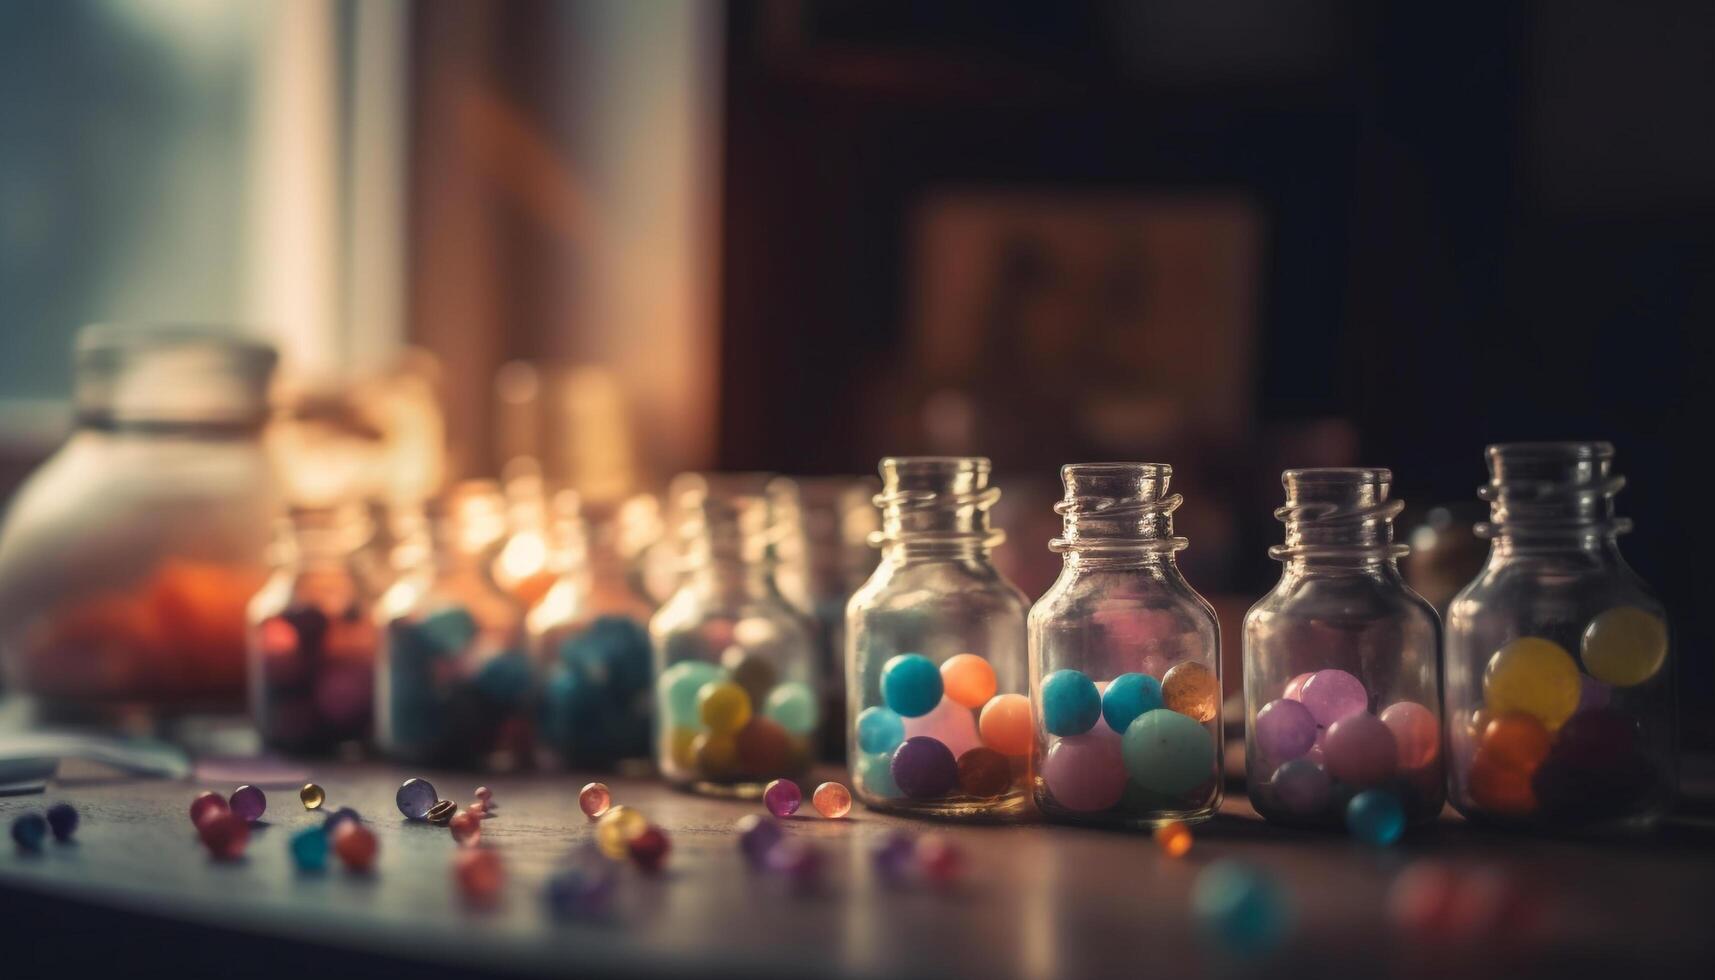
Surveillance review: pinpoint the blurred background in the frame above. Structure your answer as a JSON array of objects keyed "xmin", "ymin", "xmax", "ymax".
[{"xmin": 1, "ymin": 1, "xmax": 1710, "ymax": 744}]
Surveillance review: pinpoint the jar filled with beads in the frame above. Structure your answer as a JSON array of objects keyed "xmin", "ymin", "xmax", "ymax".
[
  {"xmin": 1445, "ymin": 443, "xmax": 1673, "ymax": 832},
  {"xmin": 247, "ymin": 504, "xmax": 378, "ymax": 753},
  {"xmin": 847, "ymin": 457, "xmax": 1031, "ymax": 820},
  {"xmin": 377, "ymin": 482, "xmax": 533, "ymax": 769},
  {"xmin": 530, "ymin": 490, "xmax": 656, "ymax": 769},
  {"xmin": 651, "ymin": 489, "xmax": 818, "ymax": 796},
  {"xmin": 1244, "ymin": 469, "xmax": 1444, "ymax": 830},
  {"xmin": 1029, "ymin": 463, "xmax": 1222, "ymax": 827}
]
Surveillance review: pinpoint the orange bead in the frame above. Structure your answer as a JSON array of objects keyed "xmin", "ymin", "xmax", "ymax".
[
  {"xmin": 812, "ymin": 781, "xmax": 852, "ymax": 818},
  {"xmin": 333, "ymin": 822, "xmax": 379, "ymax": 872},
  {"xmin": 454, "ymin": 848, "xmax": 504, "ymax": 906},
  {"xmin": 450, "ymin": 809, "xmax": 483, "ymax": 846},
  {"xmin": 940, "ymin": 654, "xmax": 997, "ymax": 709},
  {"xmin": 1480, "ymin": 713, "xmax": 1552, "ymax": 773},
  {"xmin": 1467, "ymin": 751, "xmax": 1537, "ymax": 817},
  {"xmin": 978, "ymin": 693, "xmax": 1034, "ymax": 756},
  {"xmin": 1153, "ymin": 820, "xmax": 1193, "ymax": 858}
]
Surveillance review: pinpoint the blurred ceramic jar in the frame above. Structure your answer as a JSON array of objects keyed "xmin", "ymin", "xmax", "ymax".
[{"xmin": 0, "ymin": 326, "xmax": 278, "ymax": 716}]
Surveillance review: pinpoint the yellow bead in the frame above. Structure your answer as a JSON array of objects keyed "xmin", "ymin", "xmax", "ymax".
[
  {"xmin": 698, "ymin": 680, "xmax": 753, "ymax": 734},
  {"xmin": 1581, "ymin": 606, "xmax": 1667, "ymax": 687},
  {"xmin": 1161, "ymin": 661, "xmax": 1219, "ymax": 723},
  {"xmin": 298, "ymin": 783, "xmax": 325, "ymax": 810},
  {"xmin": 594, "ymin": 805, "xmax": 648, "ymax": 859},
  {"xmin": 1484, "ymin": 637, "xmax": 1580, "ymax": 731},
  {"xmin": 691, "ymin": 731, "xmax": 740, "ymax": 778},
  {"xmin": 667, "ymin": 726, "xmax": 700, "ymax": 771}
]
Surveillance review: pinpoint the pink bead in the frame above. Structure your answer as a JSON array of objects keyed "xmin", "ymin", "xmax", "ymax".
[
  {"xmin": 1042, "ymin": 733, "xmax": 1127, "ymax": 812},
  {"xmin": 578, "ymin": 782, "xmax": 612, "ymax": 820},
  {"xmin": 1379, "ymin": 701, "xmax": 1440, "ymax": 770},
  {"xmin": 474, "ymin": 786, "xmax": 493, "ymax": 803},
  {"xmin": 902, "ymin": 695, "xmax": 982, "ymax": 760},
  {"xmin": 1323, "ymin": 712, "xmax": 1398, "ymax": 787},
  {"xmin": 1299, "ymin": 669, "xmax": 1369, "ymax": 726},
  {"xmin": 918, "ymin": 835, "xmax": 963, "ymax": 884},
  {"xmin": 450, "ymin": 809, "xmax": 483, "ymax": 846},
  {"xmin": 763, "ymin": 778, "xmax": 802, "ymax": 818},
  {"xmin": 1283, "ymin": 672, "xmax": 1314, "ymax": 701}
]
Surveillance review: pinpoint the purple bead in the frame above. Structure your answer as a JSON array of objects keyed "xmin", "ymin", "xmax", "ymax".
[
  {"xmin": 1042, "ymin": 733, "xmax": 1127, "ymax": 812},
  {"xmin": 323, "ymin": 806, "xmax": 361, "ymax": 832},
  {"xmin": 736, "ymin": 814, "xmax": 784, "ymax": 867},
  {"xmin": 764, "ymin": 838, "xmax": 823, "ymax": 888},
  {"xmin": 545, "ymin": 862, "xmax": 617, "ymax": 919},
  {"xmin": 1323, "ymin": 712, "xmax": 1398, "ymax": 787},
  {"xmin": 229, "ymin": 785, "xmax": 267, "ymax": 823},
  {"xmin": 45, "ymin": 803, "xmax": 78, "ymax": 841},
  {"xmin": 1298, "ymin": 669, "xmax": 1369, "ymax": 726},
  {"xmin": 890, "ymin": 736, "xmax": 958, "ymax": 799},
  {"xmin": 1255, "ymin": 697, "xmax": 1318, "ymax": 762},
  {"xmin": 763, "ymin": 779, "xmax": 802, "ymax": 818},
  {"xmin": 1270, "ymin": 759, "xmax": 1332, "ymax": 815},
  {"xmin": 872, "ymin": 831, "xmax": 917, "ymax": 882},
  {"xmin": 1578, "ymin": 675, "xmax": 1612, "ymax": 713},
  {"xmin": 396, "ymin": 778, "xmax": 438, "ymax": 820}
]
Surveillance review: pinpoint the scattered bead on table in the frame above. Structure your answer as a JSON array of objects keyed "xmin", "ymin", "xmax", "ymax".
[
  {"xmin": 812, "ymin": 781, "xmax": 852, "ymax": 818},
  {"xmin": 545, "ymin": 861, "xmax": 616, "ymax": 919},
  {"xmin": 450, "ymin": 809, "xmax": 483, "ymax": 846},
  {"xmin": 198, "ymin": 811, "xmax": 250, "ymax": 861},
  {"xmin": 396, "ymin": 777, "xmax": 438, "ymax": 821},
  {"xmin": 735, "ymin": 814, "xmax": 782, "ymax": 867},
  {"xmin": 1154, "ymin": 820, "xmax": 1193, "ymax": 858},
  {"xmin": 871, "ymin": 831, "xmax": 916, "ymax": 883},
  {"xmin": 11, "ymin": 813, "xmax": 48, "ymax": 852},
  {"xmin": 323, "ymin": 807, "xmax": 362, "ymax": 833},
  {"xmin": 1192, "ymin": 861, "xmax": 1290, "ymax": 957},
  {"xmin": 917, "ymin": 834, "xmax": 962, "ymax": 884},
  {"xmin": 229, "ymin": 784, "xmax": 267, "ymax": 823},
  {"xmin": 45, "ymin": 802, "xmax": 78, "ymax": 842},
  {"xmin": 189, "ymin": 791, "xmax": 228, "ymax": 828},
  {"xmin": 333, "ymin": 821, "xmax": 378, "ymax": 872},
  {"xmin": 455, "ymin": 848, "xmax": 504, "ymax": 906},
  {"xmin": 763, "ymin": 778, "xmax": 802, "ymax": 817},
  {"xmin": 299, "ymin": 783, "xmax": 325, "ymax": 810},
  {"xmin": 763, "ymin": 838, "xmax": 822, "ymax": 889},
  {"xmin": 579, "ymin": 782, "xmax": 612, "ymax": 820},
  {"xmin": 627, "ymin": 825, "xmax": 670, "ymax": 872},
  {"xmin": 289, "ymin": 826, "xmax": 329, "ymax": 871},
  {"xmin": 594, "ymin": 805, "xmax": 648, "ymax": 860}
]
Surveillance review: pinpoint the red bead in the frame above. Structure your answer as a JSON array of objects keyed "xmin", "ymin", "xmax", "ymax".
[
  {"xmin": 333, "ymin": 822, "xmax": 378, "ymax": 872},
  {"xmin": 918, "ymin": 834, "xmax": 963, "ymax": 884},
  {"xmin": 627, "ymin": 825, "xmax": 671, "ymax": 872},
  {"xmin": 455, "ymin": 848, "xmax": 504, "ymax": 906},
  {"xmin": 197, "ymin": 811, "xmax": 249, "ymax": 861},
  {"xmin": 189, "ymin": 790, "xmax": 229, "ymax": 829},
  {"xmin": 450, "ymin": 809, "xmax": 483, "ymax": 846}
]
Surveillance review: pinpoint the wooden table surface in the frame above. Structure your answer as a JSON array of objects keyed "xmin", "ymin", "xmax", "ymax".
[{"xmin": 3, "ymin": 758, "xmax": 1714, "ymax": 979}]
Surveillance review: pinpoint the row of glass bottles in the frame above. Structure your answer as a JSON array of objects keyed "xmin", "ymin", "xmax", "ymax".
[{"xmin": 845, "ymin": 449, "xmax": 1673, "ymax": 835}]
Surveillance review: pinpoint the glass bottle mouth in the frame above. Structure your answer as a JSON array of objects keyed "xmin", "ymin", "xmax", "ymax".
[
  {"xmin": 75, "ymin": 323, "xmax": 277, "ymax": 431},
  {"xmin": 1269, "ymin": 467, "xmax": 1409, "ymax": 561},
  {"xmin": 273, "ymin": 503, "xmax": 374, "ymax": 563},
  {"xmin": 1049, "ymin": 462, "xmax": 1186, "ymax": 554},
  {"xmin": 1476, "ymin": 441, "xmax": 1630, "ymax": 538},
  {"xmin": 871, "ymin": 456, "xmax": 1004, "ymax": 550}
]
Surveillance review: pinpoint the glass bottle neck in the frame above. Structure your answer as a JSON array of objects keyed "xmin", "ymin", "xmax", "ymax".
[
  {"xmin": 871, "ymin": 456, "xmax": 1004, "ymax": 563},
  {"xmin": 1269, "ymin": 467, "xmax": 1410, "ymax": 564},
  {"xmin": 1477, "ymin": 441, "xmax": 1631, "ymax": 553},
  {"xmin": 1050, "ymin": 462, "xmax": 1186, "ymax": 569}
]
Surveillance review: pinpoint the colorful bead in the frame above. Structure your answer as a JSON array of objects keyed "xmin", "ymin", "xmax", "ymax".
[
  {"xmin": 917, "ymin": 834, "xmax": 962, "ymax": 884},
  {"xmin": 939, "ymin": 653, "xmax": 997, "ymax": 709},
  {"xmin": 455, "ymin": 848, "xmax": 504, "ymax": 906},
  {"xmin": 189, "ymin": 790, "xmax": 228, "ymax": 828},
  {"xmin": 1298, "ymin": 669, "xmax": 1368, "ymax": 726},
  {"xmin": 450, "ymin": 809, "xmax": 483, "ymax": 846},
  {"xmin": 1270, "ymin": 759, "xmax": 1332, "ymax": 816},
  {"xmin": 872, "ymin": 831, "xmax": 917, "ymax": 882},
  {"xmin": 855, "ymin": 751, "xmax": 901, "ymax": 798},
  {"xmin": 1161, "ymin": 661, "xmax": 1221, "ymax": 723},
  {"xmin": 595, "ymin": 805, "xmax": 648, "ymax": 859},
  {"xmin": 658, "ymin": 660, "xmax": 722, "ymax": 726},
  {"xmin": 299, "ymin": 783, "xmax": 325, "ymax": 810},
  {"xmin": 856, "ymin": 706, "xmax": 907, "ymax": 755},
  {"xmin": 474, "ymin": 785, "xmax": 493, "ymax": 804},
  {"xmin": 956, "ymin": 746, "xmax": 1014, "ymax": 798},
  {"xmin": 1467, "ymin": 750, "xmax": 1538, "ymax": 816},
  {"xmin": 229, "ymin": 784, "xmax": 266, "ymax": 823},
  {"xmin": 697, "ymin": 680, "xmax": 753, "ymax": 734},
  {"xmin": 1255, "ymin": 697, "xmax": 1318, "ymax": 763},
  {"xmin": 1043, "ymin": 733, "xmax": 1126, "ymax": 812},
  {"xmin": 11, "ymin": 813, "xmax": 47, "ymax": 852},
  {"xmin": 426, "ymin": 799, "xmax": 457, "ymax": 825},
  {"xmin": 977, "ymin": 693, "xmax": 1034, "ymax": 756},
  {"xmin": 764, "ymin": 838, "xmax": 823, "ymax": 888},
  {"xmin": 881, "ymin": 653, "xmax": 944, "ymax": 718},
  {"xmin": 902, "ymin": 695, "xmax": 983, "ymax": 759},
  {"xmin": 763, "ymin": 681, "xmax": 820, "ymax": 735},
  {"xmin": 691, "ymin": 731, "xmax": 741, "ymax": 778},
  {"xmin": 1346, "ymin": 789, "xmax": 1405, "ymax": 845},
  {"xmin": 1192, "ymin": 861, "xmax": 1289, "ymax": 956},
  {"xmin": 332, "ymin": 822, "xmax": 378, "ymax": 872},
  {"xmin": 1282, "ymin": 672, "xmax": 1313, "ymax": 700},
  {"xmin": 1122, "ymin": 708, "xmax": 1215, "ymax": 794},
  {"xmin": 1323, "ymin": 713, "xmax": 1399, "ymax": 787},
  {"xmin": 323, "ymin": 806, "xmax": 362, "ymax": 832},
  {"xmin": 45, "ymin": 803, "xmax": 78, "ymax": 842},
  {"xmin": 1379, "ymin": 701, "xmax": 1440, "ymax": 770},
  {"xmin": 289, "ymin": 826, "xmax": 329, "ymax": 871},
  {"xmin": 1154, "ymin": 820, "xmax": 1193, "ymax": 858},
  {"xmin": 579, "ymin": 782, "xmax": 612, "ymax": 820},
  {"xmin": 1041, "ymin": 669, "xmax": 1102, "ymax": 736},
  {"xmin": 545, "ymin": 862, "xmax": 616, "ymax": 919},
  {"xmin": 891, "ymin": 736, "xmax": 958, "ymax": 799},
  {"xmin": 812, "ymin": 782, "xmax": 852, "ymax": 818},
  {"xmin": 199, "ymin": 811, "xmax": 250, "ymax": 861},
  {"xmin": 1101, "ymin": 672, "xmax": 1164, "ymax": 734},
  {"xmin": 763, "ymin": 779, "xmax": 803, "ymax": 817},
  {"xmin": 396, "ymin": 777, "xmax": 438, "ymax": 820},
  {"xmin": 666, "ymin": 726, "xmax": 700, "ymax": 770},
  {"xmin": 720, "ymin": 644, "xmax": 779, "ymax": 707},
  {"xmin": 628, "ymin": 825, "xmax": 670, "ymax": 872},
  {"xmin": 1581, "ymin": 606, "xmax": 1667, "ymax": 687},
  {"xmin": 735, "ymin": 814, "xmax": 783, "ymax": 867},
  {"xmin": 1484, "ymin": 637, "xmax": 1580, "ymax": 731},
  {"xmin": 735, "ymin": 716, "xmax": 793, "ymax": 775}
]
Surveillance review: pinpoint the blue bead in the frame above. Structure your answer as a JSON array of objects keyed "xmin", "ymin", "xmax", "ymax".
[
  {"xmin": 1345, "ymin": 789, "xmax": 1405, "ymax": 845},
  {"xmin": 545, "ymin": 863, "xmax": 617, "ymax": 919},
  {"xmin": 1101, "ymin": 672, "xmax": 1163, "ymax": 733},
  {"xmin": 1041, "ymin": 669, "xmax": 1101, "ymax": 736},
  {"xmin": 1192, "ymin": 861, "xmax": 1290, "ymax": 957},
  {"xmin": 855, "ymin": 706, "xmax": 906, "ymax": 754},
  {"xmin": 396, "ymin": 778, "xmax": 438, "ymax": 820},
  {"xmin": 413, "ymin": 607, "xmax": 477, "ymax": 654},
  {"xmin": 45, "ymin": 803, "xmax": 78, "ymax": 841},
  {"xmin": 289, "ymin": 826, "xmax": 330, "ymax": 871},
  {"xmin": 563, "ymin": 616, "xmax": 652, "ymax": 696},
  {"xmin": 324, "ymin": 806, "xmax": 362, "ymax": 832},
  {"xmin": 881, "ymin": 654, "xmax": 943, "ymax": 718},
  {"xmin": 11, "ymin": 813, "xmax": 47, "ymax": 852},
  {"xmin": 855, "ymin": 751, "xmax": 901, "ymax": 799}
]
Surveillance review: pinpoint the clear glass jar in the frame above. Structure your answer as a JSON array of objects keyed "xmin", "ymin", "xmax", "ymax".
[
  {"xmin": 247, "ymin": 504, "xmax": 377, "ymax": 754},
  {"xmin": 1244, "ymin": 468, "xmax": 1444, "ymax": 829},
  {"xmin": 1029, "ymin": 463, "xmax": 1222, "ymax": 828},
  {"xmin": 0, "ymin": 325, "xmax": 278, "ymax": 716},
  {"xmin": 1445, "ymin": 443, "xmax": 1673, "ymax": 832},
  {"xmin": 846, "ymin": 457, "xmax": 1031, "ymax": 820},
  {"xmin": 651, "ymin": 488, "xmax": 818, "ymax": 796},
  {"xmin": 530, "ymin": 490, "xmax": 656, "ymax": 769},
  {"xmin": 376, "ymin": 481, "xmax": 533, "ymax": 770}
]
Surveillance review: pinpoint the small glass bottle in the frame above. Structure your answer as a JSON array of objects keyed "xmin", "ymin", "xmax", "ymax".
[
  {"xmin": 651, "ymin": 489, "xmax": 818, "ymax": 796},
  {"xmin": 1445, "ymin": 443, "xmax": 1673, "ymax": 832},
  {"xmin": 247, "ymin": 504, "xmax": 378, "ymax": 754},
  {"xmin": 376, "ymin": 481, "xmax": 533, "ymax": 769},
  {"xmin": 1029, "ymin": 463, "xmax": 1222, "ymax": 827},
  {"xmin": 846, "ymin": 457, "xmax": 1031, "ymax": 820},
  {"xmin": 530, "ymin": 490, "xmax": 656, "ymax": 769},
  {"xmin": 1244, "ymin": 468, "xmax": 1444, "ymax": 830}
]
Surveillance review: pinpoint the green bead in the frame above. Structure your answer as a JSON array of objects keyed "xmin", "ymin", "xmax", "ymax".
[
  {"xmin": 658, "ymin": 660, "xmax": 721, "ymax": 727},
  {"xmin": 763, "ymin": 681, "xmax": 819, "ymax": 735},
  {"xmin": 1122, "ymin": 708, "xmax": 1215, "ymax": 795}
]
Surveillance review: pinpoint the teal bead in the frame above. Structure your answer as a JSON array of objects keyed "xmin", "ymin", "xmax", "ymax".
[
  {"xmin": 1041, "ymin": 669, "xmax": 1101, "ymax": 736},
  {"xmin": 414, "ymin": 607, "xmax": 477, "ymax": 655},
  {"xmin": 1344, "ymin": 789, "xmax": 1405, "ymax": 845},
  {"xmin": 881, "ymin": 654, "xmax": 942, "ymax": 718},
  {"xmin": 855, "ymin": 751, "xmax": 901, "ymax": 799},
  {"xmin": 1192, "ymin": 861, "xmax": 1290, "ymax": 957},
  {"xmin": 474, "ymin": 648, "xmax": 533, "ymax": 704},
  {"xmin": 855, "ymin": 706, "xmax": 906, "ymax": 754},
  {"xmin": 1102, "ymin": 672, "xmax": 1163, "ymax": 733},
  {"xmin": 763, "ymin": 681, "xmax": 819, "ymax": 735},
  {"xmin": 289, "ymin": 826, "xmax": 330, "ymax": 871},
  {"xmin": 1122, "ymin": 708, "xmax": 1214, "ymax": 794},
  {"xmin": 658, "ymin": 660, "xmax": 722, "ymax": 727}
]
